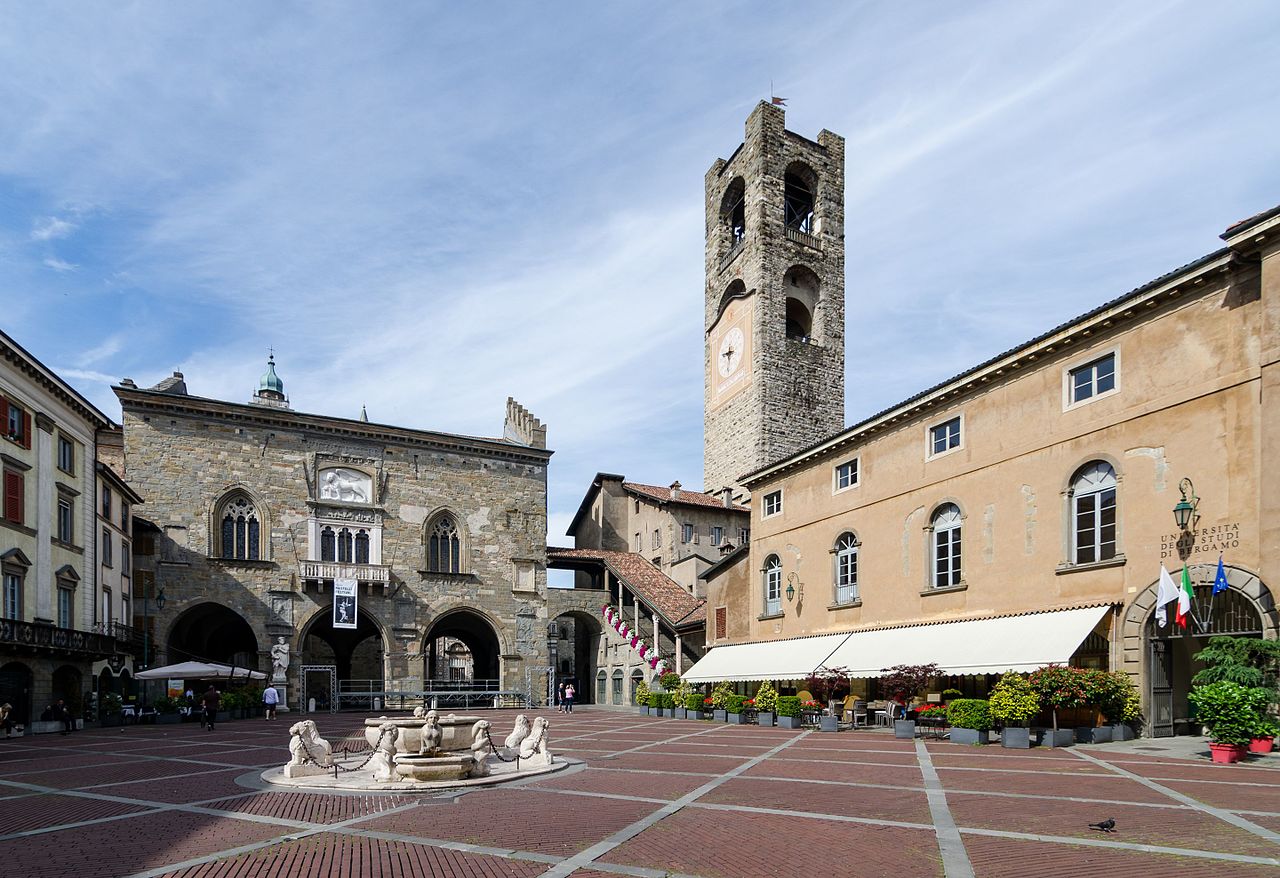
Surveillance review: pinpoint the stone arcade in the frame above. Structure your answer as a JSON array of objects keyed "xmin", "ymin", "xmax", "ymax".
[{"xmin": 114, "ymin": 361, "xmax": 554, "ymax": 709}]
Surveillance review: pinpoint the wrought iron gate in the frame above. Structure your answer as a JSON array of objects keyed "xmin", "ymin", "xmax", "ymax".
[{"xmin": 1149, "ymin": 640, "xmax": 1174, "ymax": 738}]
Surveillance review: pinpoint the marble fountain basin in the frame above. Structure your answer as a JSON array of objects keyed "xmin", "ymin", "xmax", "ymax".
[{"xmin": 364, "ymin": 714, "xmax": 481, "ymax": 754}]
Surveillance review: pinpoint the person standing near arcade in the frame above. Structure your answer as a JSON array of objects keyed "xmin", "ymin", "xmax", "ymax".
[{"xmin": 563, "ymin": 682, "xmax": 575, "ymax": 714}]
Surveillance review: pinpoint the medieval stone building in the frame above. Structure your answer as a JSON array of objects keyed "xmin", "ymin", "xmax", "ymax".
[{"xmin": 115, "ymin": 360, "xmax": 553, "ymax": 709}]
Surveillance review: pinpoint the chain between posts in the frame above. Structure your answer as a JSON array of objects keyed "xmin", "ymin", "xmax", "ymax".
[{"xmin": 295, "ymin": 728, "xmax": 390, "ymax": 777}]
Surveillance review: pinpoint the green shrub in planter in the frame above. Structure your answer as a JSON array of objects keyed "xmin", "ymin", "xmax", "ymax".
[
  {"xmin": 710, "ymin": 681, "xmax": 734, "ymax": 711},
  {"xmin": 684, "ymin": 693, "xmax": 703, "ymax": 714},
  {"xmin": 634, "ymin": 680, "xmax": 651, "ymax": 706},
  {"xmin": 947, "ymin": 699, "xmax": 991, "ymax": 731},
  {"xmin": 724, "ymin": 694, "xmax": 746, "ymax": 724},
  {"xmin": 990, "ymin": 673, "xmax": 1038, "ymax": 748},
  {"xmin": 1188, "ymin": 681, "xmax": 1265, "ymax": 746},
  {"xmin": 753, "ymin": 681, "xmax": 779, "ymax": 713},
  {"xmin": 776, "ymin": 695, "xmax": 802, "ymax": 729}
]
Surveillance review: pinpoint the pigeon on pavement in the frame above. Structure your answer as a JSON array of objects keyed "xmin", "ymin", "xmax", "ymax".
[{"xmin": 1088, "ymin": 818, "xmax": 1117, "ymax": 833}]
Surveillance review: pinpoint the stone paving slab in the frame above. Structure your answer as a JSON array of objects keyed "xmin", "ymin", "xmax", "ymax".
[
  {"xmin": 964, "ymin": 833, "xmax": 1280, "ymax": 878},
  {"xmin": 698, "ymin": 775, "xmax": 934, "ymax": 824},
  {"xmin": 0, "ymin": 791, "xmax": 152, "ymax": 835}
]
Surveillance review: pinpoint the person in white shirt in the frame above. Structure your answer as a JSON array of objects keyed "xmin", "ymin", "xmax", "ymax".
[{"xmin": 263, "ymin": 685, "xmax": 280, "ymax": 720}]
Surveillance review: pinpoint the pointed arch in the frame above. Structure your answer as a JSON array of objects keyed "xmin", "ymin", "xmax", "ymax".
[
  {"xmin": 209, "ymin": 484, "xmax": 271, "ymax": 561},
  {"xmin": 423, "ymin": 507, "xmax": 467, "ymax": 574}
]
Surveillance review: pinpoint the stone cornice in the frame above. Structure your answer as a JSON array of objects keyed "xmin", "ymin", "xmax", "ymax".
[
  {"xmin": 114, "ymin": 387, "xmax": 554, "ymax": 467},
  {"xmin": 0, "ymin": 331, "xmax": 114, "ymax": 429}
]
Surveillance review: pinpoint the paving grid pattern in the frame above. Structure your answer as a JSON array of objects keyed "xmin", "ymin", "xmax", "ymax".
[{"xmin": 0, "ymin": 709, "xmax": 1273, "ymax": 878}]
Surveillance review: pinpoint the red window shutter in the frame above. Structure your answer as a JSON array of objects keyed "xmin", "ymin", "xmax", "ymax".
[
  {"xmin": 715, "ymin": 607, "xmax": 727, "ymax": 639},
  {"xmin": 21, "ymin": 411, "xmax": 31, "ymax": 449},
  {"xmin": 0, "ymin": 398, "xmax": 7, "ymax": 430},
  {"xmin": 3, "ymin": 472, "xmax": 21, "ymax": 524}
]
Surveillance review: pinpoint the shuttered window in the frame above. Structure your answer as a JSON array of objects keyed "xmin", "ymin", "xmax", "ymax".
[{"xmin": 3, "ymin": 471, "xmax": 23, "ymax": 524}]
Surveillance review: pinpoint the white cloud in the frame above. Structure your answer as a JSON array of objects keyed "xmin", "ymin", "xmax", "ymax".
[
  {"xmin": 42, "ymin": 256, "xmax": 77, "ymax": 272},
  {"xmin": 30, "ymin": 216, "xmax": 75, "ymax": 241}
]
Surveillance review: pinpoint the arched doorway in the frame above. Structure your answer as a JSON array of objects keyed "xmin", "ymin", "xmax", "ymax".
[
  {"xmin": 301, "ymin": 607, "xmax": 385, "ymax": 688},
  {"xmin": 0, "ymin": 661, "xmax": 33, "ymax": 724},
  {"xmin": 553, "ymin": 611, "xmax": 602, "ymax": 704},
  {"xmin": 629, "ymin": 668, "xmax": 644, "ymax": 705},
  {"xmin": 167, "ymin": 603, "xmax": 260, "ymax": 669},
  {"xmin": 423, "ymin": 609, "xmax": 500, "ymax": 688},
  {"xmin": 1123, "ymin": 563, "xmax": 1276, "ymax": 737}
]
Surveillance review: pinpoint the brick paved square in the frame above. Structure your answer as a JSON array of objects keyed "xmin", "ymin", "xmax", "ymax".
[
  {"xmin": 698, "ymin": 776, "xmax": 933, "ymax": 824},
  {"xmin": 526, "ymin": 766, "xmax": 705, "ymax": 799},
  {"xmin": 0, "ymin": 791, "xmax": 151, "ymax": 835},
  {"xmin": 964, "ymin": 832, "xmax": 1280, "ymax": 878}
]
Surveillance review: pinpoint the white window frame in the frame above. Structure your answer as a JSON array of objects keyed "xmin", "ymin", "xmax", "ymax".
[
  {"xmin": 833, "ymin": 533, "xmax": 859, "ymax": 605},
  {"xmin": 57, "ymin": 496, "xmax": 74, "ymax": 544},
  {"xmin": 1071, "ymin": 461, "xmax": 1118, "ymax": 564},
  {"xmin": 101, "ymin": 528, "xmax": 113, "ymax": 568},
  {"xmin": 833, "ymin": 457, "xmax": 860, "ymax": 493},
  {"xmin": 763, "ymin": 555, "xmax": 782, "ymax": 616},
  {"xmin": 57, "ymin": 584, "xmax": 74, "ymax": 629},
  {"xmin": 739, "ymin": 527, "xmax": 750, "ymax": 545},
  {"xmin": 57, "ymin": 435, "xmax": 75, "ymax": 474},
  {"xmin": 926, "ymin": 414, "xmax": 964, "ymax": 461},
  {"xmin": 710, "ymin": 526, "xmax": 724, "ymax": 546},
  {"xmin": 930, "ymin": 504, "xmax": 963, "ymax": 589},
  {"xmin": 681, "ymin": 523, "xmax": 694, "ymax": 544},
  {"xmin": 2, "ymin": 571, "xmax": 21, "ymax": 621},
  {"xmin": 762, "ymin": 490, "xmax": 783, "ymax": 518},
  {"xmin": 1063, "ymin": 348, "xmax": 1120, "ymax": 411}
]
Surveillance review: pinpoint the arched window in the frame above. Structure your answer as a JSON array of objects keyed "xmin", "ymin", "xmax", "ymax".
[
  {"xmin": 763, "ymin": 555, "xmax": 782, "ymax": 616},
  {"xmin": 218, "ymin": 494, "xmax": 261, "ymax": 561},
  {"xmin": 428, "ymin": 515, "xmax": 462, "ymax": 573},
  {"xmin": 611, "ymin": 669, "xmax": 624, "ymax": 704},
  {"xmin": 834, "ymin": 532, "xmax": 859, "ymax": 604},
  {"xmin": 354, "ymin": 529, "xmax": 370, "ymax": 565},
  {"xmin": 931, "ymin": 504, "xmax": 962, "ymax": 588},
  {"xmin": 784, "ymin": 166, "xmax": 815, "ymax": 233},
  {"xmin": 596, "ymin": 670, "xmax": 607, "ymax": 705},
  {"xmin": 320, "ymin": 526, "xmax": 336, "ymax": 562},
  {"xmin": 629, "ymin": 668, "xmax": 644, "ymax": 704},
  {"xmin": 783, "ymin": 266, "xmax": 820, "ymax": 342},
  {"xmin": 721, "ymin": 177, "xmax": 746, "ymax": 247},
  {"xmin": 1072, "ymin": 462, "xmax": 1117, "ymax": 564}
]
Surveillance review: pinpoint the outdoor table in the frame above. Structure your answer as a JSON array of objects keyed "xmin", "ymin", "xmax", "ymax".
[
  {"xmin": 800, "ymin": 709, "xmax": 822, "ymax": 727},
  {"xmin": 917, "ymin": 714, "xmax": 949, "ymax": 740}
]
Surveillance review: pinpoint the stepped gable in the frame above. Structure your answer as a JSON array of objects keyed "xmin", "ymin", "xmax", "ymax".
[{"xmin": 548, "ymin": 546, "xmax": 705, "ymax": 628}]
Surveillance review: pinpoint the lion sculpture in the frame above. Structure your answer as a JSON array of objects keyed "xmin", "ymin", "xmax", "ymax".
[
  {"xmin": 284, "ymin": 719, "xmax": 333, "ymax": 777},
  {"xmin": 518, "ymin": 716, "xmax": 552, "ymax": 765},
  {"xmin": 370, "ymin": 722, "xmax": 400, "ymax": 783},
  {"xmin": 503, "ymin": 713, "xmax": 530, "ymax": 758},
  {"xmin": 468, "ymin": 719, "xmax": 492, "ymax": 777}
]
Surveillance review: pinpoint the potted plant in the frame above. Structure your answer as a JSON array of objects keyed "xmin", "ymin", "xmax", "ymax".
[
  {"xmin": 1249, "ymin": 715, "xmax": 1277, "ymax": 754},
  {"xmin": 725, "ymin": 694, "xmax": 746, "ymax": 725},
  {"xmin": 661, "ymin": 693, "xmax": 677, "ymax": 717},
  {"xmin": 1028, "ymin": 665, "xmax": 1086, "ymax": 748},
  {"xmin": 989, "ymin": 672, "xmax": 1038, "ymax": 748},
  {"xmin": 777, "ymin": 695, "xmax": 802, "ymax": 729},
  {"xmin": 710, "ymin": 681, "xmax": 733, "ymax": 722},
  {"xmin": 1189, "ymin": 681, "xmax": 1261, "ymax": 763},
  {"xmin": 635, "ymin": 681, "xmax": 651, "ymax": 715},
  {"xmin": 753, "ymin": 681, "xmax": 778, "ymax": 727},
  {"xmin": 100, "ymin": 692, "xmax": 124, "ymax": 727},
  {"xmin": 154, "ymin": 696, "xmax": 182, "ymax": 724},
  {"xmin": 685, "ymin": 692, "xmax": 704, "ymax": 719},
  {"xmin": 881, "ymin": 663, "xmax": 941, "ymax": 739},
  {"xmin": 942, "ymin": 688, "xmax": 962, "ymax": 705},
  {"xmin": 806, "ymin": 665, "xmax": 852, "ymax": 717},
  {"xmin": 670, "ymin": 678, "xmax": 693, "ymax": 720},
  {"xmin": 947, "ymin": 698, "xmax": 991, "ymax": 745},
  {"xmin": 701, "ymin": 695, "xmax": 714, "ymax": 719}
]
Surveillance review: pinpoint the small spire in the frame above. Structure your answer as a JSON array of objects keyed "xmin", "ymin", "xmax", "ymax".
[{"xmin": 359, "ymin": 404, "xmax": 369, "ymax": 422}]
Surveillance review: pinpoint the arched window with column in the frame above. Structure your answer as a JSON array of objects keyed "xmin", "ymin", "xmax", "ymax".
[
  {"xmin": 930, "ymin": 504, "xmax": 963, "ymax": 589},
  {"xmin": 216, "ymin": 492, "xmax": 263, "ymax": 561},
  {"xmin": 1071, "ymin": 461, "xmax": 1118, "ymax": 564},
  {"xmin": 427, "ymin": 513, "xmax": 463, "ymax": 574},
  {"xmin": 833, "ymin": 532, "xmax": 859, "ymax": 605}
]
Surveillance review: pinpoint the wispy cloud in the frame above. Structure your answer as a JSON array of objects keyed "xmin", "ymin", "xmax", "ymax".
[
  {"xmin": 77, "ymin": 334, "xmax": 123, "ymax": 367},
  {"xmin": 42, "ymin": 256, "xmax": 77, "ymax": 272},
  {"xmin": 30, "ymin": 216, "xmax": 76, "ymax": 241}
]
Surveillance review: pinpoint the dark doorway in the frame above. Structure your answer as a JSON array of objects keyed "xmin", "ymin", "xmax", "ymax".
[
  {"xmin": 51, "ymin": 665, "xmax": 83, "ymax": 717},
  {"xmin": 553, "ymin": 611, "xmax": 602, "ymax": 704},
  {"xmin": 0, "ymin": 662, "xmax": 33, "ymax": 724},
  {"xmin": 302, "ymin": 608, "xmax": 383, "ymax": 684},
  {"xmin": 168, "ymin": 603, "xmax": 260, "ymax": 669}
]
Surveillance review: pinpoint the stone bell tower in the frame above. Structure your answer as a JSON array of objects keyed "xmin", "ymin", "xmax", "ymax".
[{"xmin": 703, "ymin": 102, "xmax": 846, "ymax": 496}]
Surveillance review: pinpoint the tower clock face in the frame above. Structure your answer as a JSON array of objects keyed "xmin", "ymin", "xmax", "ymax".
[{"xmin": 717, "ymin": 327, "xmax": 745, "ymax": 378}]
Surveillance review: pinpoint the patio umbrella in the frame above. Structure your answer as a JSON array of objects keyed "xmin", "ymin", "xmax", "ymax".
[{"xmin": 134, "ymin": 661, "xmax": 266, "ymax": 681}]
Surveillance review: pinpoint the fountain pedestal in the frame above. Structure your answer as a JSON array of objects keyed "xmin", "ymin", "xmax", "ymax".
[{"xmin": 393, "ymin": 752, "xmax": 476, "ymax": 782}]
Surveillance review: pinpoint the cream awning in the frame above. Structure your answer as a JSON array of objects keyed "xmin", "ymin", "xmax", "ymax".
[
  {"xmin": 823, "ymin": 605, "xmax": 1111, "ymax": 677},
  {"xmin": 681, "ymin": 632, "xmax": 849, "ymax": 683},
  {"xmin": 681, "ymin": 606, "xmax": 1110, "ymax": 683}
]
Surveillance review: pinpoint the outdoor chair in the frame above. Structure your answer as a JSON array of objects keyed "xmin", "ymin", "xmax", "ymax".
[{"xmin": 849, "ymin": 699, "xmax": 868, "ymax": 728}]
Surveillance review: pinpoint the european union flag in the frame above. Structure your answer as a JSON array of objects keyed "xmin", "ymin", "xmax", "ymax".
[{"xmin": 1212, "ymin": 555, "xmax": 1229, "ymax": 595}]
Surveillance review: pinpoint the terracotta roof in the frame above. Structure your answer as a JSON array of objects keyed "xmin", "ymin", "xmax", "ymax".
[
  {"xmin": 546, "ymin": 547, "xmax": 706, "ymax": 629},
  {"xmin": 622, "ymin": 482, "xmax": 749, "ymax": 514}
]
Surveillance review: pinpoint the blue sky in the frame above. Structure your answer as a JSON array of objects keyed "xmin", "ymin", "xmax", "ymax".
[{"xmin": 3, "ymin": 1, "xmax": 1279, "ymax": 547}]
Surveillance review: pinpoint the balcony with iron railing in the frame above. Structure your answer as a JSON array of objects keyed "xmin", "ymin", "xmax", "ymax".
[
  {"xmin": 300, "ymin": 560, "xmax": 392, "ymax": 584},
  {"xmin": 0, "ymin": 618, "xmax": 119, "ymax": 657}
]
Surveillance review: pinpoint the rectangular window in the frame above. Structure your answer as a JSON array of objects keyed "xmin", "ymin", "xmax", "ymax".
[
  {"xmin": 715, "ymin": 606, "xmax": 727, "ymax": 640},
  {"xmin": 651, "ymin": 529, "xmax": 660, "ymax": 550},
  {"xmin": 836, "ymin": 546, "xmax": 858, "ymax": 604},
  {"xmin": 57, "ymin": 497, "xmax": 74, "ymax": 543},
  {"xmin": 57, "ymin": 436, "xmax": 75, "ymax": 474},
  {"xmin": 122, "ymin": 542, "xmax": 131, "ymax": 576},
  {"xmin": 835, "ymin": 458, "xmax": 859, "ymax": 491},
  {"xmin": 710, "ymin": 526, "xmax": 724, "ymax": 546},
  {"xmin": 2, "ymin": 572, "xmax": 21, "ymax": 620},
  {"xmin": 763, "ymin": 491, "xmax": 782, "ymax": 517},
  {"xmin": 934, "ymin": 528, "xmax": 962, "ymax": 588},
  {"xmin": 5, "ymin": 401, "xmax": 30, "ymax": 447},
  {"xmin": 57, "ymin": 586, "xmax": 73, "ymax": 629},
  {"xmin": 121, "ymin": 502, "xmax": 129, "ymax": 530},
  {"xmin": 5, "ymin": 404, "xmax": 20, "ymax": 442},
  {"xmin": 101, "ymin": 588, "xmax": 112, "ymax": 626},
  {"xmin": 764, "ymin": 567, "xmax": 781, "ymax": 616},
  {"xmin": 1069, "ymin": 353, "xmax": 1117, "ymax": 404},
  {"xmin": 929, "ymin": 417, "xmax": 962, "ymax": 457},
  {"xmin": 681, "ymin": 523, "xmax": 694, "ymax": 543},
  {"xmin": 2, "ymin": 470, "xmax": 23, "ymax": 524},
  {"xmin": 739, "ymin": 527, "xmax": 750, "ymax": 545},
  {"xmin": 633, "ymin": 532, "xmax": 641, "ymax": 552},
  {"xmin": 101, "ymin": 485, "xmax": 111, "ymax": 519},
  {"xmin": 1074, "ymin": 488, "xmax": 1117, "ymax": 564},
  {"xmin": 102, "ymin": 528, "xmax": 113, "ymax": 568}
]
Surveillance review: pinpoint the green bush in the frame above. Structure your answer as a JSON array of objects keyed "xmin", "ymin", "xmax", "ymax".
[
  {"xmin": 777, "ymin": 696, "xmax": 801, "ymax": 718},
  {"xmin": 947, "ymin": 699, "xmax": 991, "ymax": 731},
  {"xmin": 634, "ymin": 680, "xmax": 651, "ymax": 706},
  {"xmin": 989, "ymin": 673, "xmax": 1038, "ymax": 728},
  {"xmin": 942, "ymin": 688, "xmax": 962, "ymax": 702},
  {"xmin": 710, "ymin": 681, "xmax": 735, "ymax": 711},
  {"xmin": 725, "ymin": 694, "xmax": 745, "ymax": 715},
  {"xmin": 1189, "ymin": 681, "xmax": 1267, "ymax": 746},
  {"xmin": 100, "ymin": 692, "xmax": 123, "ymax": 714},
  {"xmin": 658, "ymin": 671, "xmax": 682, "ymax": 690},
  {"xmin": 153, "ymin": 696, "xmax": 180, "ymax": 715},
  {"xmin": 658, "ymin": 693, "xmax": 674, "ymax": 710},
  {"xmin": 684, "ymin": 693, "xmax": 703, "ymax": 712},
  {"xmin": 753, "ymin": 681, "xmax": 779, "ymax": 713},
  {"xmin": 671, "ymin": 677, "xmax": 693, "ymax": 709}
]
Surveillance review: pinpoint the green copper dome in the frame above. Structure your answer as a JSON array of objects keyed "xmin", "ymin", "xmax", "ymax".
[{"xmin": 259, "ymin": 354, "xmax": 284, "ymax": 395}]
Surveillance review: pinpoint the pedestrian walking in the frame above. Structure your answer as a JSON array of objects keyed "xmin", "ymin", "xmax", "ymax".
[
  {"xmin": 54, "ymin": 699, "xmax": 73, "ymax": 735},
  {"xmin": 563, "ymin": 683, "xmax": 575, "ymax": 714},
  {"xmin": 262, "ymin": 684, "xmax": 279, "ymax": 720},
  {"xmin": 202, "ymin": 686, "xmax": 220, "ymax": 732},
  {"xmin": 556, "ymin": 681, "xmax": 566, "ymax": 713},
  {"xmin": 0, "ymin": 702, "xmax": 14, "ymax": 738}
]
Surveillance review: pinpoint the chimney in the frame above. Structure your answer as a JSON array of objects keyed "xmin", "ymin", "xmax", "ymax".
[
  {"xmin": 721, "ymin": 486, "xmax": 734, "ymax": 508},
  {"xmin": 669, "ymin": 480, "xmax": 681, "ymax": 500}
]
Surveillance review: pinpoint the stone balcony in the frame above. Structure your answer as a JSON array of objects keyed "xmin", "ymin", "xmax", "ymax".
[
  {"xmin": 0, "ymin": 618, "xmax": 118, "ymax": 658},
  {"xmin": 299, "ymin": 560, "xmax": 392, "ymax": 584}
]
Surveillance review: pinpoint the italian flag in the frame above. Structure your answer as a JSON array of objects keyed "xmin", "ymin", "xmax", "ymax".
[{"xmin": 1175, "ymin": 564, "xmax": 1193, "ymax": 630}]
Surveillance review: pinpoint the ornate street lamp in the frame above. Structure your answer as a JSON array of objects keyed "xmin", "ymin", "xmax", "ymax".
[{"xmin": 1173, "ymin": 478, "xmax": 1199, "ymax": 531}]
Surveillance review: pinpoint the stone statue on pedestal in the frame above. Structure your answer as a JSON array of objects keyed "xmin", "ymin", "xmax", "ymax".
[{"xmin": 270, "ymin": 637, "xmax": 290, "ymax": 682}]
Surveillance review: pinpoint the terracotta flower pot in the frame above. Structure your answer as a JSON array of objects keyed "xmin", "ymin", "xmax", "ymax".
[
  {"xmin": 1247, "ymin": 736, "xmax": 1274, "ymax": 754},
  {"xmin": 1208, "ymin": 742, "xmax": 1248, "ymax": 764}
]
